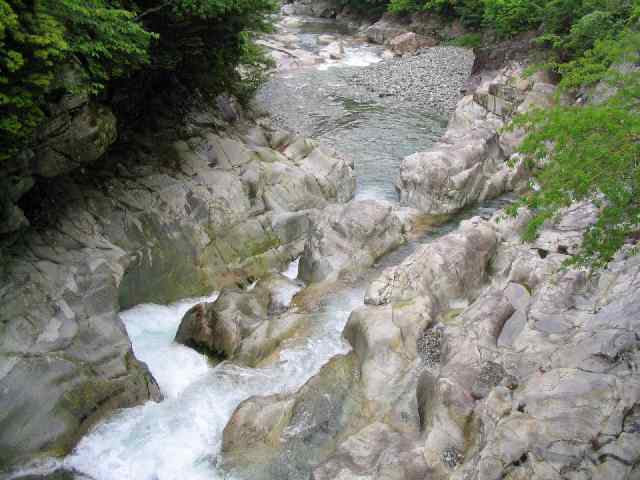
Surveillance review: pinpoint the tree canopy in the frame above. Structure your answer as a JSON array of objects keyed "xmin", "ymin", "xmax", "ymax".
[{"xmin": 0, "ymin": 0, "xmax": 276, "ymax": 162}]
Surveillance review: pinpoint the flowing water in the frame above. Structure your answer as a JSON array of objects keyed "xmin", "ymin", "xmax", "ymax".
[
  {"xmin": 254, "ymin": 17, "xmax": 450, "ymax": 201},
  {"xmin": 11, "ymin": 15, "xmax": 497, "ymax": 480}
]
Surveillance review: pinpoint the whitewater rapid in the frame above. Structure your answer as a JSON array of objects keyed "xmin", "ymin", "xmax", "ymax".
[{"xmin": 58, "ymin": 258, "xmax": 361, "ymax": 480}]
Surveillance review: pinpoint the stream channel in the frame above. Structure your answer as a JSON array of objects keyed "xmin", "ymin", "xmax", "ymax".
[{"xmin": 15, "ymin": 14, "xmax": 507, "ymax": 480}]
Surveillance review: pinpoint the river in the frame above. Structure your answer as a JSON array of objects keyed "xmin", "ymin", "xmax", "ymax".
[{"xmin": 13, "ymin": 13, "xmax": 492, "ymax": 480}]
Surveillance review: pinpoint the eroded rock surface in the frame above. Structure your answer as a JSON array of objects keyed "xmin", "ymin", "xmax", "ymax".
[
  {"xmin": 174, "ymin": 272, "xmax": 312, "ymax": 367},
  {"xmin": 221, "ymin": 353, "xmax": 370, "ymax": 480},
  {"xmin": 0, "ymin": 110, "xmax": 356, "ymax": 468},
  {"xmin": 398, "ymin": 64, "xmax": 557, "ymax": 214},
  {"xmin": 220, "ymin": 201, "xmax": 640, "ymax": 480},
  {"xmin": 298, "ymin": 200, "xmax": 415, "ymax": 283},
  {"xmin": 176, "ymin": 198, "xmax": 415, "ymax": 366}
]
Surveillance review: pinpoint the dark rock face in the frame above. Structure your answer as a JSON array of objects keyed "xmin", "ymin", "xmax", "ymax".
[
  {"xmin": 10, "ymin": 467, "xmax": 94, "ymax": 480},
  {"xmin": 0, "ymin": 63, "xmax": 120, "ymax": 238}
]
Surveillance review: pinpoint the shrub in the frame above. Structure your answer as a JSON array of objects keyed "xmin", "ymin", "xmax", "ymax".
[
  {"xmin": 508, "ymin": 30, "xmax": 640, "ymax": 267},
  {"xmin": 0, "ymin": 0, "xmax": 276, "ymax": 163},
  {"xmin": 482, "ymin": 0, "xmax": 543, "ymax": 36},
  {"xmin": 0, "ymin": 0, "xmax": 155, "ymax": 162},
  {"xmin": 449, "ymin": 32, "xmax": 483, "ymax": 46}
]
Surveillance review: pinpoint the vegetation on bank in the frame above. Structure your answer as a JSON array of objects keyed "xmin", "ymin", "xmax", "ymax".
[
  {"xmin": 509, "ymin": 30, "xmax": 640, "ymax": 267},
  {"xmin": 0, "ymin": 0, "xmax": 276, "ymax": 162},
  {"xmin": 346, "ymin": 0, "xmax": 639, "ymax": 267}
]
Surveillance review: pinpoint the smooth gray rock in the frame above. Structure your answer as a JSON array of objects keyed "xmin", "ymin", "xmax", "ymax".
[
  {"xmin": 398, "ymin": 65, "xmax": 556, "ymax": 215},
  {"xmin": 299, "ymin": 200, "xmax": 411, "ymax": 283},
  {"xmin": 0, "ymin": 117, "xmax": 355, "ymax": 467},
  {"xmin": 221, "ymin": 353, "xmax": 369, "ymax": 480}
]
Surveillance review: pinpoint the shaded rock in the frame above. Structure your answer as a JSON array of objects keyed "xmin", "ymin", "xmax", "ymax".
[
  {"xmin": 9, "ymin": 468, "xmax": 95, "ymax": 480},
  {"xmin": 34, "ymin": 103, "xmax": 117, "ymax": 178},
  {"xmin": 416, "ymin": 370, "xmax": 437, "ymax": 431},
  {"xmin": 365, "ymin": 16, "xmax": 408, "ymax": 44},
  {"xmin": 286, "ymin": 0, "xmax": 338, "ymax": 17},
  {"xmin": 175, "ymin": 287, "xmax": 270, "ymax": 358}
]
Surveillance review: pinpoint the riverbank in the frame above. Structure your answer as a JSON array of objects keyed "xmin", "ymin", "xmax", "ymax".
[{"xmin": 2, "ymin": 4, "xmax": 639, "ymax": 480}]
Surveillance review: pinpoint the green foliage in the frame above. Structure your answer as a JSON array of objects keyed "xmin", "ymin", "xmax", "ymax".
[
  {"xmin": 448, "ymin": 32, "xmax": 483, "ymax": 46},
  {"xmin": 51, "ymin": 0, "xmax": 157, "ymax": 94},
  {"xmin": 483, "ymin": 0, "xmax": 543, "ymax": 36},
  {"xmin": 507, "ymin": 32, "xmax": 640, "ymax": 267},
  {"xmin": 0, "ymin": 0, "xmax": 155, "ymax": 162},
  {"xmin": 0, "ymin": 0, "xmax": 276, "ymax": 162},
  {"xmin": 388, "ymin": 0, "xmax": 418, "ymax": 14},
  {"xmin": 388, "ymin": 0, "xmax": 484, "ymax": 27},
  {"xmin": 234, "ymin": 31, "xmax": 275, "ymax": 104},
  {"xmin": 557, "ymin": 29, "xmax": 640, "ymax": 89},
  {"xmin": 338, "ymin": 0, "xmax": 390, "ymax": 16},
  {"xmin": 0, "ymin": 0, "xmax": 67, "ymax": 161}
]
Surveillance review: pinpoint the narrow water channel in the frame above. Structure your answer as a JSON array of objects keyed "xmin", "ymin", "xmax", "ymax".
[{"xmin": 13, "ymin": 14, "xmax": 484, "ymax": 480}]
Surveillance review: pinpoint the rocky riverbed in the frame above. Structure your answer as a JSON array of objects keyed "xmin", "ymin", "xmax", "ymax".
[
  {"xmin": 254, "ymin": 15, "xmax": 474, "ymax": 201},
  {"xmin": 2, "ymin": 4, "xmax": 639, "ymax": 480}
]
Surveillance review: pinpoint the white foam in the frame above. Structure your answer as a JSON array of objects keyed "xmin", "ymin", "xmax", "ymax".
[
  {"xmin": 121, "ymin": 292, "xmax": 218, "ymax": 399},
  {"xmin": 283, "ymin": 256, "xmax": 300, "ymax": 280},
  {"xmin": 317, "ymin": 47, "xmax": 382, "ymax": 70},
  {"xmin": 63, "ymin": 286, "xmax": 360, "ymax": 480}
]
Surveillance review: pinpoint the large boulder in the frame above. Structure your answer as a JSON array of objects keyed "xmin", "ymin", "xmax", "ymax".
[
  {"xmin": 320, "ymin": 41, "xmax": 344, "ymax": 60},
  {"xmin": 221, "ymin": 353, "xmax": 370, "ymax": 480},
  {"xmin": 390, "ymin": 32, "xmax": 420, "ymax": 55},
  {"xmin": 298, "ymin": 200, "xmax": 414, "ymax": 283},
  {"xmin": 174, "ymin": 273, "xmax": 309, "ymax": 367},
  {"xmin": 365, "ymin": 216, "xmax": 499, "ymax": 307},
  {"xmin": 175, "ymin": 287, "xmax": 270, "ymax": 358},
  {"xmin": 365, "ymin": 16, "xmax": 409, "ymax": 45},
  {"xmin": 0, "ymin": 227, "xmax": 161, "ymax": 466}
]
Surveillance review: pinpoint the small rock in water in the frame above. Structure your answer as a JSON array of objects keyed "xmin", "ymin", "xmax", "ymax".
[{"xmin": 317, "ymin": 34, "xmax": 337, "ymax": 45}]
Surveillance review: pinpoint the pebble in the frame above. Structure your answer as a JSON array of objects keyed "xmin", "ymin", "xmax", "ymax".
[
  {"xmin": 347, "ymin": 46, "xmax": 475, "ymax": 112},
  {"xmin": 417, "ymin": 327, "xmax": 443, "ymax": 367}
]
